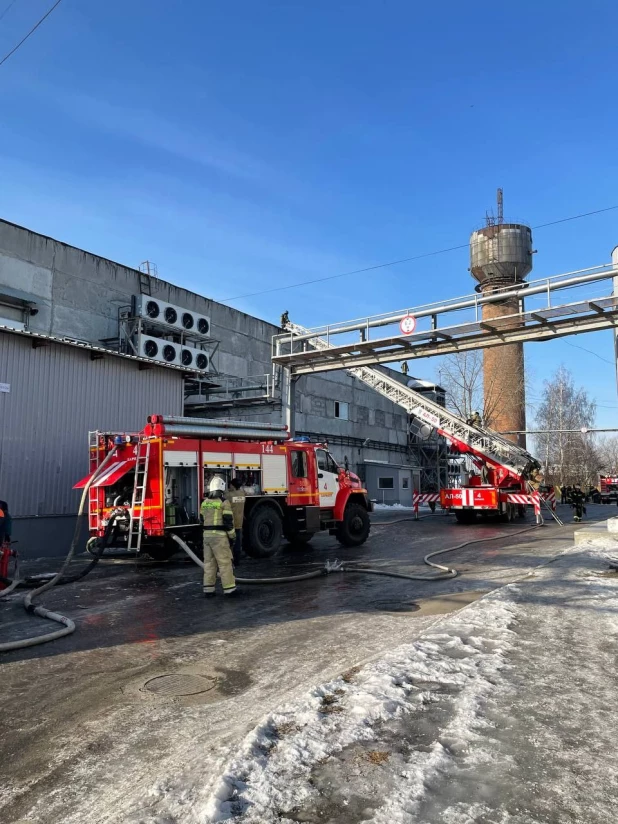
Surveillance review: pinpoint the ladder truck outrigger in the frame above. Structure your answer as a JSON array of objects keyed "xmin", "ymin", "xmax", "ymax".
[
  {"xmin": 282, "ymin": 320, "xmax": 544, "ymax": 523},
  {"xmin": 75, "ymin": 415, "xmax": 373, "ymax": 561}
]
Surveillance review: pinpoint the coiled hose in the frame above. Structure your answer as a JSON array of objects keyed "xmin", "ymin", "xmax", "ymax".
[{"xmin": 0, "ymin": 449, "xmax": 118, "ymax": 653}]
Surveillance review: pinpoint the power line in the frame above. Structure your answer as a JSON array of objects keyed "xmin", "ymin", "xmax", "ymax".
[
  {"xmin": 0, "ymin": 0, "xmax": 19, "ymax": 24},
  {"xmin": 221, "ymin": 204, "xmax": 618, "ymax": 303},
  {"xmin": 0, "ymin": 0, "xmax": 63, "ymax": 68},
  {"xmin": 564, "ymin": 339, "xmax": 615, "ymax": 367}
]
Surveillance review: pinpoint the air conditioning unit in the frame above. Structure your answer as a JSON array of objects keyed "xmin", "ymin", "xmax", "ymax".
[
  {"xmin": 180, "ymin": 312, "xmax": 211, "ymax": 337},
  {"xmin": 135, "ymin": 296, "xmax": 210, "ymax": 337},
  {"xmin": 179, "ymin": 347, "xmax": 210, "ymax": 372},
  {"xmin": 138, "ymin": 335, "xmax": 181, "ymax": 366}
]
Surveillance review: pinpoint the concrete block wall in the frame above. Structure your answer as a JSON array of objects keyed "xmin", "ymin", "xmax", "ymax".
[{"xmin": 0, "ymin": 219, "xmax": 411, "ymax": 467}]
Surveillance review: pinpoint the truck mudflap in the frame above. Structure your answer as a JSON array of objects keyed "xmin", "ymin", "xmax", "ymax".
[{"xmin": 440, "ymin": 487, "xmax": 499, "ymax": 510}]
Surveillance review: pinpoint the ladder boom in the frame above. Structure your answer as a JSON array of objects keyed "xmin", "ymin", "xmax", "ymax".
[{"xmin": 283, "ymin": 321, "xmax": 539, "ymax": 480}]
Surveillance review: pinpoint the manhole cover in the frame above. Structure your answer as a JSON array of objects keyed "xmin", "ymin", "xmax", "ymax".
[
  {"xmin": 372, "ymin": 600, "xmax": 420, "ymax": 613},
  {"xmin": 144, "ymin": 674, "xmax": 217, "ymax": 696}
]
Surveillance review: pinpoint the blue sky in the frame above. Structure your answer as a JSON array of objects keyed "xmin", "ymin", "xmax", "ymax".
[{"xmin": 1, "ymin": 0, "xmax": 617, "ymax": 426}]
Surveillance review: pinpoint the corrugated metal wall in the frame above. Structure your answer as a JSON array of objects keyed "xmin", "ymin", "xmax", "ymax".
[{"xmin": 0, "ymin": 332, "xmax": 183, "ymax": 516}]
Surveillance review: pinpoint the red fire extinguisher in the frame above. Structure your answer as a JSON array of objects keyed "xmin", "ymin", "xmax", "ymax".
[{"xmin": 0, "ymin": 541, "xmax": 17, "ymax": 590}]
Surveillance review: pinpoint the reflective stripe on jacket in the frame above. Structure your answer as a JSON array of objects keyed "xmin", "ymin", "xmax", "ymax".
[{"xmin": 201, "ymin": 497, "xmax": 235, "ymax": 539}]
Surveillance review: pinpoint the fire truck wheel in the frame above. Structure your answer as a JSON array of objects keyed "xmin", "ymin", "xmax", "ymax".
[
  {"xmin": 336, "ymin": 502, "xmax": 370, "ymax": 547},
  {"xmin": 499, "ymin": 504, "xmax": 516, "ymax": 523},
  {"xmin": 244, "ymin": 505, "xmax": 283, "ymax": 558}
]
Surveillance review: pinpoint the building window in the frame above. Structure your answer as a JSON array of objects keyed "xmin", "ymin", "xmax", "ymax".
[
  {"xmin": 291, "ymin": 450, "xmax": 308, "ymax": 478},
  {"xmin": 375, "ymin": 410, "xmax": 385, "ymax": 427},
  {"xmin": 402, "ymin": 477, "xmax": 409, "ymax": 489},
  {"xmin": 334, "ymin": 401, "xmax": 349, "ymax": 420},
  {"xmin": 378, "ymin": 477, "xmax": 394, "ymax": 489}
]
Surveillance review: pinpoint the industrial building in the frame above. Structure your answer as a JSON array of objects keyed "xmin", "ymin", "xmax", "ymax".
[{"xmin": 0, "ymin": 219, "xmax": 432, "ymax": 554}]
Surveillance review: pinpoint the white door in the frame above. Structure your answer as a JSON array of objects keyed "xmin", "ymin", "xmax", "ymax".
[{"xmin": 316, "ymin": 449, "xmax": 339, "ymax": 508}]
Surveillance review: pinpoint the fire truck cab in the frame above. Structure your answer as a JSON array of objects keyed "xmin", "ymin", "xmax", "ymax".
[{"xmin": 76, "ymin": 418, "xmax": 373, "ymax": 560}]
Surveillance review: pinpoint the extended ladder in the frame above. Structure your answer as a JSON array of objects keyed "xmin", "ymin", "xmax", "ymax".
[
  {"xmin": 284, "ymin": 320, "xmax": 539, "ymax": 480},
  {"xmin": 88, "ymin": 430, "xmax": 102, "ymax": 531},
  {"xmin": 128, "ymin": 438, "xmax": 151, "ymax": 553}
]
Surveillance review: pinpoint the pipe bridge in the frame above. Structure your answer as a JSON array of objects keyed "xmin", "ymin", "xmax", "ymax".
[{"xmin": 272, "ymin": 264, "xmax": 618, "ymax": 374}]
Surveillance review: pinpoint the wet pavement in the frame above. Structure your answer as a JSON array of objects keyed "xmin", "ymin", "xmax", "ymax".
[{"xmin": 0, "ymin": 504, "xmax": 612, "ymax": 824}]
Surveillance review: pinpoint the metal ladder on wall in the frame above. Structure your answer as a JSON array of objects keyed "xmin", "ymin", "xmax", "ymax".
[
  {"xmin": 284, "ymin": 320, "xmax": 539, "ymax": 479},
  {"xmin": 128, "ymin": 438, "xmax": 151, "ymax": 553}
]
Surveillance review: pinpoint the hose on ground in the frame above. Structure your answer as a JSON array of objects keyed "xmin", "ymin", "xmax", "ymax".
[
  {"xmin": 172, "ymin": 523, "xmax": 542, "ymax": 586},
  {"xmin": 1, "ymin": 513, "xmax": 121, "ymax": 591},
  {"xmin": 0, "ymin": 449, "xmax": 118, "ymax": 653},
  {"xmin": 171, "ymin": 534, "xmax": 458, "ymax": 582}
]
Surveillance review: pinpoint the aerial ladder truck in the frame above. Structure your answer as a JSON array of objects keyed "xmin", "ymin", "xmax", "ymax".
[{"xmin": 283, "ymin": 320, "xmax": 543, "ymax": 523}]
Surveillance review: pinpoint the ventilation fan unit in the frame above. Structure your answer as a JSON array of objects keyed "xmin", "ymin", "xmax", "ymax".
[
  {"xmin": 135, "ymin": 296, "xmax": 211, "ymax": 337},
  {"xmin": 139, "ymin": 335, "xmax": 181, "ymax": 366},
  {"xmin": 179, "ymin": 347, "xmax": 210, "ymax": 372},
  {"xmin": 195, "ymin": 314, "xmax": 211, "ymax": 337},
  {"xmin": 136, "ymin": 296, "xmax": 164, "ymax": 321}
]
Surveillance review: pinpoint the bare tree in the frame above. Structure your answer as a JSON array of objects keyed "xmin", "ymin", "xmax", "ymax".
[
  {"xmin": 596, "ymin": 434, "xmax": 618, "ymax": 476},
  {"xmin": 437, "ymin": 351, "xmax": 508, "ymax": 426},
  {"xmin": 534, "ymin": 366, "xmax": 599, "ymax": 486}
]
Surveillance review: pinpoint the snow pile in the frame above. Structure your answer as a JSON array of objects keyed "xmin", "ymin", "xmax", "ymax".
[
  {"xmin": 204, "ymin": 590, "xmax": 519, "ymax": 823},
  {"xmin": 373, "ymin": 502, "xmax": 415, "ymax": 511}
]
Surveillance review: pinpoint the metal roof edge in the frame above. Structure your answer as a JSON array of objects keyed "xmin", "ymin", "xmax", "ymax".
[{"xmin": 0, "ymin": 324, "xmax": 198, "ymax": 377}]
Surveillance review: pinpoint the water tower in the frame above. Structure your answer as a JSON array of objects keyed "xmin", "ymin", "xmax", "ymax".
[{"xmin": 469, "ymin": 190, "xmax": 532, "ymax": 447}]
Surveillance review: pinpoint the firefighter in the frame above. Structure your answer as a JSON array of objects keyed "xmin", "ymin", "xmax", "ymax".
[
  {"xmin": 571, "ymin": 484, "xmax": 585, "ymax": 522},
  {"xmin": 467, "ymin": 411, "xmax": 482, "ymax": 428},
  {"xmin": 226, "ymin": 478, "xmax": 246, "ymax": 567},
  {"xmin": 200, "ymin": 476, "xmax": 237, "ymax": 597},
  {"xmin": 401, "ymin": 361, "xmax": 409, "ymax": 376}
]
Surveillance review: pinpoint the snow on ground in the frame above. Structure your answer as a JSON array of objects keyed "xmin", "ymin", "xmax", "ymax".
[
  {"xmin": 198, "ymin": 538, "xmax": 618, "ymax": 824},
  {"xmin": 373, "ymin": 503, "xmax": 416, "ymax": 511}
]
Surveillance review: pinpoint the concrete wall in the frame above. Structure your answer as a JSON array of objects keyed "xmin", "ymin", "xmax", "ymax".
[{"xmin": 0, "ymin": 219, "xmax": 411, "ymax": 471}]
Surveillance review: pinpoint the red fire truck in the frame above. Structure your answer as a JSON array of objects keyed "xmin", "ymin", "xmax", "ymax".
[
  {"xmin": 75, "ymin": 415, "xmax": 372, "ymax": 560},
  {"xmin": 599, "ymin": 475, "xmax": 618, "ymax": 504}
]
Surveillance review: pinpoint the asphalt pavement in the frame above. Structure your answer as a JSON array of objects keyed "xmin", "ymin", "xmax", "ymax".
[{"xmin": 0, "ymin": 504, "xmax": 612, "ymax": 824}]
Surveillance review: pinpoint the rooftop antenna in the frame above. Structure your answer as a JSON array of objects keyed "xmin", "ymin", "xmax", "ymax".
[{"xmin": 497, "ymin": 187, "xmax": 504, "ymax": 225}]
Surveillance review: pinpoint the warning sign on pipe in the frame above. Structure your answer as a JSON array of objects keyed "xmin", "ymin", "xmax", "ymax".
[{"xmin": 399, "ymin": 315, "xmax": 417, "ymax": 335}]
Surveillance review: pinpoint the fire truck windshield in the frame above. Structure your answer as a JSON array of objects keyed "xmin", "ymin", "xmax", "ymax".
[{"xmin": 318, "ymin": 451, "xmax": 340, "ymax": 474}]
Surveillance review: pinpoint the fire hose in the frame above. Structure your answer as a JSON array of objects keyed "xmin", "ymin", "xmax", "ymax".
[
  {"xmin": 170, "ymin": 526, "xmax": 542, "ymax": 585},
  {"xmin": 0, "ymin": 492, "xmax": 542, "ymax": 652},
  {"xmin": 0, "ymin": 449, "xmax": 119, "ymax": 653}
]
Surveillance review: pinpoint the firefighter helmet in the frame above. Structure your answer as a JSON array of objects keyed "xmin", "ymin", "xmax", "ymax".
[{"xmin": 208, "ymin": 476, "xmax": 227, "ymax": 495}]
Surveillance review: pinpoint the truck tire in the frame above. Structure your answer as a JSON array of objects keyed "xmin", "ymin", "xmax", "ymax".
[
  {"xmin": 499, "ymin": 503, "xmax": 515, "ymax": 523},
  {"xmin": 336, "ymin": 502, "xmax": 370, "ymax": 547},
  {"xmin": 244, "ymin": 504, "xmax": 283, "ymax": 558}
]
